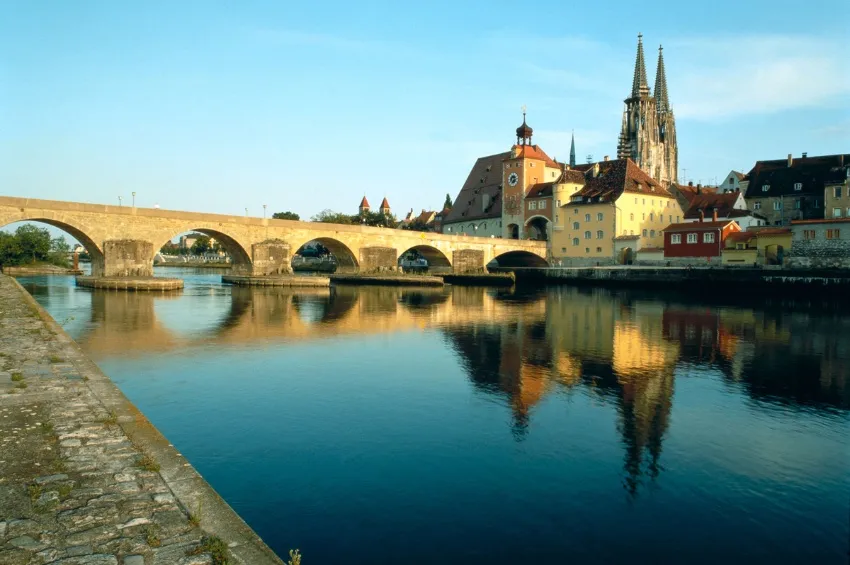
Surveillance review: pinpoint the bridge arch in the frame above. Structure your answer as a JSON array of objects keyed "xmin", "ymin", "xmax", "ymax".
[
  {"xmin": 154, "ymin": 227, "xmax": 252, "ymax": 270},
  {"xmin": 491, "ymin": 250, "xmax": 549, "ymax": 269},
  {"xmin": 398, "ymin": 244, "xmax": 452, "ymax": 273},
  {"xmin": 290, "ymin": 237, "xmax": 359, "ymax": 272},
  {"xmin": 0, "ymin": 215, "xmax": 105, "ymax": 275}
]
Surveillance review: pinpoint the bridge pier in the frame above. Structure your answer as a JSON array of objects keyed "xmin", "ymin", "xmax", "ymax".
[
  {"xmin": 452, "ymin": 249, "xmax": 486, "ymax": 273},
  {"xmin": 249, "ymin": 240, "xmax": 292, "ymax": 276},
  {"xmin": 103, "ymin": 240, "xmax": 154, "ymax": 277},
  {"xmin": 360, "ymin": 246, "xmax": 398, "ymax": 273}
]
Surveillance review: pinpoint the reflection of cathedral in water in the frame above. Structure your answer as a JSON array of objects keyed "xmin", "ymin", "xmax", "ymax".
[{"xmin": 443, "ymin": 287, "xmax": 849, "ymax": 494}]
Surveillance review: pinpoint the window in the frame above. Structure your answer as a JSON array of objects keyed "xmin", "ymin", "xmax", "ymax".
[
  {"xmin": 649, "ymin": 212, "xmax": 654, "ymax": 221},
  {"xmin": 676, "ymin": 216, "xmax": 680, "ymax": 222},
  {"xmin": 634, "ymin": 198, "xmax": 638, "ymax": 204},
  {"xmin": 669, "ymin": 215, "xmax": 673, "ymax": 223},
  {"xmin": 572, "ymin": 238, "xmax": 579, "ymax": 246},
  {"xmin": 573, "ymin": 222, "xmax": 580, "ymax": 229},
  {"xmin": 847, "ymin": 207, "xmax": 850, "ymax": 217},
  {"xmin": 574, "ymin": 208, "xmax": 578, "ymax": 214},
  {"xmin": 595, "ymin": 212, "xmax": 602, "ymax": 221},
  {"xmin": 650, "ymin": 230, "xmax": 655, "ymax": 237},
  {"xmin": 814, "ymin": 199, "xmax": 821, "ymax": 208},
  {"xmin": 671, "ymin": 234, "xmax": 682, "ymax": 244},
  {"xmin": 795, "ymin": 199, "xmax": 801, "ymax": 209},
  {"xmin": 529, "ymin": 201, "xmax": 537, "ymax": 210},
  {"xmin": 585, "ymin": 248, "xmax": 590, "ymax": 254},
  {"xmin": 539, "ymin": 200, "xmax": 547, "ymax": 210},
  {"xmin": 687, "ymin": 233, "xmax": 698, "ymax": 243},
  {"xmin": 554, "ymin": 214, "xmax": 559, "ymax": 223},
  {"xmin": 729, "ymin": 177, "xmax": 734, "ymax": 184},
  {"xmin": 642, "ymin": 229, "xmax": 648, "ymax": 237},
  {"xmin": 826, "ymin": 229, "xmax": 840, "ymax": 240},
  {"xmin": 834, "ymin": 208, "xmax": 843, "ymax": 218},
  {"xmin": 773, "ymin": 201, "xmax": 782, "ymax": 210},
  {"xmin": 596, "ymin": 247, "xmax": 602, "ymax": 252},
  {"xmin": 596, "ymin": 230, "xmax": 604, "ymax": 239},
  {"xmin": 803, "ymin": 230, "xmax": 816, "ymax": 240},
  {"xmin": 556, "ymin": 199, "xmax": 561, "ymax": 207},
  {"xmin": 704, "ymin": 232, "xmax": 715, "ymax": 243},
  {"xmin": 794, "ymin": 183, "xmax": 802, "ymax": 191},
  {"xmin": 584, "ymin": 231, "xmax": 591, "ymax": 239},
  {"xmin": 630, "ymin": 213, "xmax": 634, "ymax": 221},
  {"xmin": 561, "ymin": 247, "xmax": 566, "ymax": 252},
  {"xmin": 762, "ymin": 184, "xmax": 770, "ymax": 192},
  {"xmin": 642, "ymin": 199, "xmax": 646, "ymax": 205},
  {"xmin": 585, "ymin": 213, "xmax": 591, "ymax": 222},
  {"xmin": 835, "ymin": 186, "xmax": 842, "ymax": 198},
  {"xmin": 642, "ymin": 213, "xmax": 646, "ymax": 220}
]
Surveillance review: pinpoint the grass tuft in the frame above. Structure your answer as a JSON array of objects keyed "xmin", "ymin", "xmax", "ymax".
[
  {"xmin": 58, "ymin": 484, "xmax": 72, "ymax": 499},
  {"xmin": 188, "ymin": 499, "xmax": 202, "ymax": 527},
  {"xmin": 136, "ymin": 453, "xmax": 160, "ymax": 473},
  {"xmin": 10, "ymin": 372, "xmax": 23, "ymax": 382},
  {"xmin": 28, "ymin": 483, "xmax": 42, "ymax": 502},
  {"xmin": 144, "ymin": 525, "xmax": 162, "ymax": 547},
  {"xmin": 100, "ymin": 409, "xmax": 118, "ymax": 426},
  {"xmin": 288, "ymin": 549, "xmax": 302, "ymax": 565},
  {"xmin": 186, "ymin": 535, "xmax": 230, "ymax": 565},
  {"xmin": 41, "ymin": 421, "xmax": 54, "ymax": 434},
  {"xmin": 14, "ymin": 381, "xmax": 28, "ymax": 389},
  {"xmin": 49, "ymin": 355, "xmax": 63, "ymax": 364}
]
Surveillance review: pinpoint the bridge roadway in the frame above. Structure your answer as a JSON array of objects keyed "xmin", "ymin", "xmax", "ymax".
[{"xmin": 0, "ymin": 196, "xmax": 548, "ymax": 277}]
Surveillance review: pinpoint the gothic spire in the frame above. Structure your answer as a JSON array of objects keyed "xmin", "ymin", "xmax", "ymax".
[
  {"xmin": 569, "ymin": 131, "xmax": 576, "ymax": 168},
  {"xmin": 630, "ymin": 33, "xmax": 650, "ymax": 98},
  {"xmin": 654, "ymin": 45, "xmax": 670, "ymax": 112}
]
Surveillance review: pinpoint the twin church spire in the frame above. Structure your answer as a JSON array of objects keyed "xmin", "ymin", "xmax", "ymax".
[{"xmin": 619, "ymin": 33, "xmax": 678, "ymax": 186}]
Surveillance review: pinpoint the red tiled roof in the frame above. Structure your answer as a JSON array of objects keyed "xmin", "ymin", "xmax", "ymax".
[
  {"xmin": 526, "ymin": 182, "xmax": 555, "ymax": 198},
  {"xmin": 509, "ymin": 144, "xmax": 559, "ymax": 168},
  {"xmin": 380, "ymin": 197, "xmax": 390, "ymax": 208},
  {"xmin": 754, "ymin": 227, "xmax": 791, "ymax": 235},
  {"xmin": 663, "ymin": 220, "xmax": 737, "ymax": 233},
  {"xmin": 683, "ymin": 192, "xmax": 742, "ymax": 218},
  {"xmin": 569, "ymin": 159, "xmax": 673, "ymax": 204},
  {"xmin": 561, "ymin": 169, "xmax": 587, "ymax": 184},
  {"xmin": 359, "ymin": 196, "xmax": 370, "ymax": 208},
  {"xmin": 726, "ymin": 232, "xmax": 756, "ymax": 243}
]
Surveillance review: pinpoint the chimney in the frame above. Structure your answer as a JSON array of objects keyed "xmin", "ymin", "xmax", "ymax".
[
  {"xmin": 697, "ymin": 184, "xmax": 702, "ymax": 194},
  {"xmin": 839, "ymin": 155, "xmax": 844, "ymax": 167},
  {"xmin": 712, "ymin": 208, "xmax": 718, "ymax": 222},
  {"xmin": 688, "ymin": 181, "xmax": 693, "ymax": 187},
  {"xmin": 787, "ymin": 153, "xmax": 793, "ymax": 167},
  {"xmin": 603, "ymin": 155, "xmax": 609, "ymax": 162},
  {"xmin": 699, "ymin": 210, "xmax": 705, "ymax": 222},
  {"xmin": 802, "ymin": 152, "xmax": 807, "ymax": 158}
]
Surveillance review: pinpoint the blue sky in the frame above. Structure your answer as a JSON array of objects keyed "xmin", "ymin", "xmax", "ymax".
[{"xmin": 1, "ymin": 0, "xmax": 848, "ymax": 223}]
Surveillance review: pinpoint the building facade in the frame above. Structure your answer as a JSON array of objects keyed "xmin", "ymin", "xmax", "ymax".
[
  {"xmin": 743, "ymin": 153, "xmax": 850, "ymax": 226},
  {"xmin": 788, "ymin": 218, "xmax": 850, "ymax": 269},
  {"xmin": 663, "ymin": 219, "xmax": 741, "ymax": 261},
  {"xmin": 718, "ymin": 171, "xmax": 745, "ymax": 193},
  {"xmin": 616, "ymin": 35, "xmax": 678, "ymax": 186},
  {"xmin": 682, "ymin": 191, "xmax": 766, "ymax": 230}
]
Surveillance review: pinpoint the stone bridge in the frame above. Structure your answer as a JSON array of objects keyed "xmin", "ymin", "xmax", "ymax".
[{"xmin": 0, "ymin": 196, "xmax": 548, "ymax": 277}]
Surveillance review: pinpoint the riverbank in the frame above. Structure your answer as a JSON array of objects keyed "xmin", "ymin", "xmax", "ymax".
[
  {"xmin": 511, "ymin": 266, "xmax": 850, "ymax": 296},
  {"xmin": 330, "ymin": 273, "xmax": 444, "ymax": 286},
  {"xmin": 2, "ymin": 264, "xmax": 83, "ymax": 276},
  {"xmin": 441, "ymin": 272, "xmax": 515, "ymax": 286},
  {"xmin": 0, "ymin": 275, "xmax": 284, "ymax": 564},
  {"xmin": 154, "ymin": 262, "xmax": 231, "ymax": 270}
]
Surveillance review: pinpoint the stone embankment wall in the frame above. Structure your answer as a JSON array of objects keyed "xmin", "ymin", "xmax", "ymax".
[
  {"xmin": 788, "ymin": 238, "xmax": 850, "ymax": 269},
  {"xmin": 0, "ymin": 275, "xmax": 283, "ymax": 565},
  {"xmin": 514, "ymin": 266, "xmax": 850, "ymax": 295}
]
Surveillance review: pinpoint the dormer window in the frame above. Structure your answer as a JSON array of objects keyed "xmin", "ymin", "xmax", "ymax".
[
  {"xmin": 762, "ymin": 184, "xmax": 770, "ymax": 192},
  {"xmin": 794, "ymin": 182, "xmax": 802, "ymax": 191}
]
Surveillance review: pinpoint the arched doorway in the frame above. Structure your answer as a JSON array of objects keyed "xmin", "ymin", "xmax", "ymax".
[
  {"xmin": 525, "ymin": 216, "xmax": 550, "ymax": 241},
  {"xmin": 507, "ymin": 224, "xmax": 520, "ymax": 240},
  {"xmin": 619, "ymin": 247, "xmax": 634, "ymax": 265}
]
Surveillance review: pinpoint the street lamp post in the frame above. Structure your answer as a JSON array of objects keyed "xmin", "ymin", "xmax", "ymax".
[
  {"xmin": 118, "ymin": 196, "xmax": 122, "ymax": 207},
  {"xmin": 263, "ymin": 204, "xmax": 267, "ymax": 219},
  {"xmin": 132, "ymin": 192, "xmax": 136, "ymax": 207},
  {"xmin": 245, "ymin": 208, "xmax": 248, "ymax": 217}
]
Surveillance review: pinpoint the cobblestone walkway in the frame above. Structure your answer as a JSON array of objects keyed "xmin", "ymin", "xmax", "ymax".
[{"xmin": 0, "ymin": 276, "xmax": 282, "ymax": 565}]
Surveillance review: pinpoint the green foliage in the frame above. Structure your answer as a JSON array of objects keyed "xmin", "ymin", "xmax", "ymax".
[
  {"xmin": 187, "ymin": 535, "xmax": 230, "ymax": 565},
  {"xmin": 11, "ymin": 372, "xmax": 23, "ymax": 382},
  {"xmin": 28, "ymin": 483, "xmax": 42, "ymax": 502},
  {"xmin": 358, "ymin": 209, "xmax": 398, "ymax": 227},
  {"xmin": 401, "ymin": 219, "xmax": 431, "ymax": 232},
  {"xmin": 444, "ymin": 193, "xmax": 453, "ymax": 209},
  {"xmin": 311, "ymin": 209, "xmax": 355, "ymax": 225},
  {"xmin": 0, "ymin": 225, "xmax": 72, "ymax": 267},
  {"xmin": 144, "ymin": 525, "xmax": 162, "ymax": 547},
  {"xmin": 288, "ymin": 549, "xmax": 302, "ymax": 565},
  {"xmin": 272, "ymin": 211, "xmax": 300, "ymax": 221},
  {"xmin": 190, "ymin": 236, "xmax": 212, "ymax": 255}
]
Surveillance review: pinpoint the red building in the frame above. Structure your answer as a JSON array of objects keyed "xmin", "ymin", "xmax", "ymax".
[{"xmin": 663, "ymin": 217, "xmax": 741, "ymax": 258}]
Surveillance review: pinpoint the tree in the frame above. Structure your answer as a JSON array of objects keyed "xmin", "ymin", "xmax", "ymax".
[
  {"xmin": 15, "ymin": 224, "xmax": 51, "ymax": 263},
  {"xmin": 272, "ymin": 211, "xmax": 300, "ymax": 221},
  {"xmin": 0, "ymin": 232, "xmax": 21, "ymax": 266},
  {"xmin": 311, "ymin": 210, "xmax": 354, "ymax": 225},
  {"xmin": 444, "ymin": 193, "xmax": 453, "ymax": 210},
  {"xmin": 160, "ymin": 242, "xmax": 180, "ymax": 255},
  {"xmin": 358, "ymin": 210, "xmax": 398, "ymax": 227},
  {"xmin": 48, "ymin": 236, "xmax": 71, "ymax": 268},
  {"xmin": 190, "ymin": 236, "xmax": 212, "ymax": 255}
]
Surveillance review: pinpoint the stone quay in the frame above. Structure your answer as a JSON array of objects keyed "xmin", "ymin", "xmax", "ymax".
[{"xmin": 0, "ymin": 275, "xmax": 283, "ymax": 565}]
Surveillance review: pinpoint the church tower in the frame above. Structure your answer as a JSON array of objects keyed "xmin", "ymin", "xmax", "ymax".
[{"xmin": 616, "ymin": 35, "xmax": 678, "ymax": 186}]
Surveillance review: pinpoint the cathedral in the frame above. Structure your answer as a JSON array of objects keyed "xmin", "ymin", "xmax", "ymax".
[{"xmin": 617, "ymin": 34, "xmax": 678, "ymax": 186}]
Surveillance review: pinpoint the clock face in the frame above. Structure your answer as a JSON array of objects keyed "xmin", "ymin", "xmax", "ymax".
[{"xmin": 508, "ymin": 172, "xmax": 519, "ymax": 187}]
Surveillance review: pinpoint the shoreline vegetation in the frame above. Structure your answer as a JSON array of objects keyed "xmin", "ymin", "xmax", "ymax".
[{"xmin": 0, "ymin": 224, "xmax": 76, "ymax": 273}]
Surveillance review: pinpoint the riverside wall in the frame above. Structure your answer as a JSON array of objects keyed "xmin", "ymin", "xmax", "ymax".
[
  {"xmin": 0, "ymin": 275, "xmax": 283, "ymax": 565},
  {"xmin": 511, "ymin": 266, "xmax": 850, "ymax": 296}
]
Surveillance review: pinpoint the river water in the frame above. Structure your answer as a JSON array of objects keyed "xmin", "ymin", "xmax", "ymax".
[{"xmin": 15, "ymin": 269, "xmax": 850, "ymax": 564}]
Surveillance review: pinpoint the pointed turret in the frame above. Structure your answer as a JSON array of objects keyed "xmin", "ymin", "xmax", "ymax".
[
  {"xmin": 359, "ymin": 196, "xmax": 370, "ymax": 215},
  {"xmin": 379, "ymin": 197, "xmax": 391, "ymax": 216},
  {"xmin": 654, "ymin": 45, "xmax": 669, "ymax": 113},
  {"xmin": 569, "ymin": 131, "xmax": 576, "ymax": 168},
  {"xmin": 630, "ymin": 33, "xmax": 650, "ymax": 98}
]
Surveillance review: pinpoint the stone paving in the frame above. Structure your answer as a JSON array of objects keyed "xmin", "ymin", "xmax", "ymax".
[{"xmin": 0, "ymin": 276, "xmax": 283, "ymax": 565}]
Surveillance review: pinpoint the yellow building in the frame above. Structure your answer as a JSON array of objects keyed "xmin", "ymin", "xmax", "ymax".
[
  {"xmin": 721, "ymin": 227, "xmax": 791, "ymax": 266},
  {"xmin": 550, "ymin": 158, "xmax": 684, "ymax": 265},
  {"xmin": 825, "ymin": 171, "xmax": 850, "ymax": 219}
]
